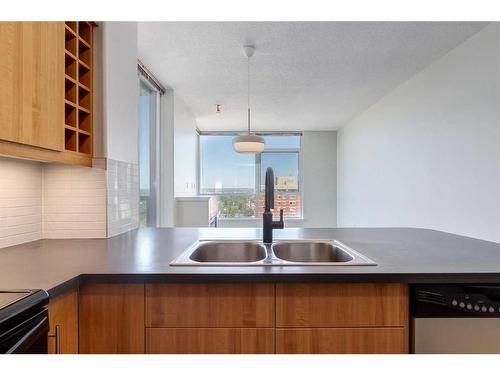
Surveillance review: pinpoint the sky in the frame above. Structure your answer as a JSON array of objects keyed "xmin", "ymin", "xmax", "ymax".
[{"xmin": 200, "ymin": 135, "xmax": 300, "ymax": 191}]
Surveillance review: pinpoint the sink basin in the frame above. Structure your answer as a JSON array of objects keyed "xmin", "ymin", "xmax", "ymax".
[
  {"xmin": 189, "ymin": 241, "xmax": 267, "ymax": 263},
  {"xmin": 272, "ymin": 241, "xmax": 354, "ymax": 263},
  {"xmin": 170, "ymin": 239, "xmax": 376, "ymax": 266},
  {"xmin": 170, "ymin": 240, "xmax": 268, "ymax": 265}
]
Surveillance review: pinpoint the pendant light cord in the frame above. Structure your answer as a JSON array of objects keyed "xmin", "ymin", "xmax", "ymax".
[{"xmin": 247, "ymin": 53, "xmax": 251, "ymax": 134}]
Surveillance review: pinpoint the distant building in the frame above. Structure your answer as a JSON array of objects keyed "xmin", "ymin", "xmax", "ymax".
[
  {"xmin": 257, "ymin": 191, "xmax": 301, "ymax": 218},
  {"xmin": 275, "ymin": 175, "xmax": 298, "ymax": 191}
]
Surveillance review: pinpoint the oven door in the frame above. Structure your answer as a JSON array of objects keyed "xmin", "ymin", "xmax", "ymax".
[
  {"xmin": 412, "ymin": 317, "xmax": 500, "ymax": 354},
  {"xmin": 0, "ymin": 309, "xmax": 49, "ymax": 354}
]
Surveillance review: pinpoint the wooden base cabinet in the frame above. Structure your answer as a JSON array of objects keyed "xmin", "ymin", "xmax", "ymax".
[
  {"xmin": 77, "ymin": 282, "xmax": 408, "ymax": 354},
  {"xmin": 145, "ymin": 283, "xmax": 275, "ymax": 354},
  {"xmin": 47, "ymin": 288, "xmax": 79, "ymax": 354},
  {"xmin": 276, "ymin": 328, "xmax": 407, "ymax": 354},
  {"xmin": 79, "ymin": 283, "xmax": 145, "ymax": 354},
  {"xmin": 145, "ymin": 283, "xmax": 275, "ymax": 328},
  {"xmin": 146, "ymin": 328, "xmax": 274, "ymax": 354},
  {"xmin": 276, "ymin": 283, "xmax": 409, "ymax": 354}
]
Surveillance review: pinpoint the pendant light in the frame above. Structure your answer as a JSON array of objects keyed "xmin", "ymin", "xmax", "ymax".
[{"xmin": 233, "ymin": 45, "xmax": 265, "ymax": 153}]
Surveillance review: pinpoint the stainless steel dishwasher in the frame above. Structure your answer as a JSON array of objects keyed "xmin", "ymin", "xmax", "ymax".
[{"xmin": 412, "ymin": 284, "xmax": 500, "ymax": 354}]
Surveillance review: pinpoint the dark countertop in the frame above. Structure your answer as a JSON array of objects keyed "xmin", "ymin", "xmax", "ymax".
[{"xmin": 1, "ymin": 227, "xmax": 500, "ymax": 297}]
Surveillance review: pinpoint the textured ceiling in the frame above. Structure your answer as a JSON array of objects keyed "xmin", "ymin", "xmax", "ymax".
[{"xmin": 138, "ymin": 22, "xmax": 487, "ymax": 131}]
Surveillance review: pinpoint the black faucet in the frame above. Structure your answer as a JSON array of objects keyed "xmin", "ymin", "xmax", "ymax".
[{"xmin": 263, "ymin": 167, "xmax": 284, "ymax": 243}]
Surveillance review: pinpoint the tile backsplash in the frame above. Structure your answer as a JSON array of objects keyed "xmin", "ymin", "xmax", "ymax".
[
  {"xmin": 0, "ymin": 156, "xmax": 140, "ymax": 248},
  {"xmin": 0, "ymin": 158, "xmax": 42, "ymax": 248},
  {"xmin": 107, "ymin": 159, "xmax": 139, "ymax": 237},
  {"xmin": 42, "ymin": 163, "xmax": 107, "ymax": 239}
]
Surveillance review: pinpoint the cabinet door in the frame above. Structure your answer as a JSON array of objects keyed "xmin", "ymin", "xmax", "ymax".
[
  {"xmin": 146, "ymin": 328, "xmax": 275, "ymax": 354},
  {"xmin": 47, "ymin": 288, "xmax": 78, "ymax": 354},
  {"xmin": 276, "ymin": 283, "xmax": 408, "ymax": 327},
  {"xmin": 79, "ymin": 283, "xmax": 145, "ymax": 354},
  {"xmin": 276, "ymin": 328, "xmax": 408, "ymax": 354},
  {"xmin": 146, "ymin": 284, "xmax": 275, "ymax": 328},
  {"xmin": 0, "ymin": 22, "xmax": 64, "ymax": 151}
]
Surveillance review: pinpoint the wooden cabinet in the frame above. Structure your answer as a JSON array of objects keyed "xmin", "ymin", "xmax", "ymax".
[
  {"xmin": 146, "ymin": 283, "xmax": 275, "ymax": 328},
  {"xmin": 77, "ymin": 282, "xmax": 408, "ymax": 354},
  {"xmin": 62, "ymin": 22, "xmax": 94, "ymax": 162},
  {"xmin": 0, "ymin": 22, "xmax": 64, "ymax": 151},
  {"xmin": 0, "ymin": 21, "xmax": 95, "ymax": 166},
  {"xmin": 145, "ymin": 283, "xmax": 275, "ymax": 354},
  {"xmin": 275, "ymin": 283, "xmax": 408, "ymax": 354},
  {"xmin": 276, "ymin": 283, "xmax": 408, "ymax": 327},
  {"xmin": 79, "ymin": 283, "xmax": 145, "ymax": 354},
  {"xmin": 146, "ymin": 328, "xmax": 274, "ymax": 354},
  {"xmin": 276, "ymin": 328, "xmax": 407, "ymax": 354},
  {"xmin": 47, "ymin": 288, "xmax": 78, "ymax": 354}
]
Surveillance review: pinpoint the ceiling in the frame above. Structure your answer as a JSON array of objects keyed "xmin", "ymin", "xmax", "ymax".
[{"xmin": 138, "ymin": 22, "xmax": 487, "ymax": 131}]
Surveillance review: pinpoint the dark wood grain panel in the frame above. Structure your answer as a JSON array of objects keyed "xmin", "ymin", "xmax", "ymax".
[
  {"xmin": 276, "ymin": 283, "xmax": 408, "ymax": 327},
  {"xmin": 146, "ymin": 283, "xmax": 275, "ymax": 328},
  {"xmin": 79, "ymin": 283, "xmax": 145, "ymax": 354},
  {"xmin": 276, "ymin": 328, "xmax": 408, "ymax": 354},
  {"xmin": 146, "ymin": 328, "xmax": 275, "ymax": 354},
  {"xmin": 47, "ymin": 288, "xmax": 78, "ymax": 354}
]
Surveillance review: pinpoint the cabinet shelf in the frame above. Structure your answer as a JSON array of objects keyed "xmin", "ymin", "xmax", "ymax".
[
  {"xmin": 65, "ymin": 79, "xmax": 77, "ymax": 104},
  {"xmin": 78, "ymin": 132, "xmax": 91, "ymax": 154},
  {"xmin": 64, "ymin": 128, "xmax": 77, "ymax": 151},
  {"xmin": 65, "ymin": 102, "xmax": 77, "ymax": 128},
  {"xmin": 65, "ymin": 22, "xmax": 77, "ymax": 34},
  {"xmin": 78, "ymin": 109, "xmax": 91, "ymax": 132},
  {"xmin": 78, "ymin": 22, "xmax": 92, "ymax": 45}
]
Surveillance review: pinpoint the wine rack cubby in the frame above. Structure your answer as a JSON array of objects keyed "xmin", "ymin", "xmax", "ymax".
[{"xmin": 64, "ymin": 21, "xmax": 94, "ymax": 156}]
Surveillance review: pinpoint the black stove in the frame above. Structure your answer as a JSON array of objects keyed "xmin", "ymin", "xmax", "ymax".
[
  {"xmin": 0, "ymin": 291, "xmax": 36, "ymax": 310},
  {"xmin": 0, "ymin": 289, "xmax": 49, "ymax": 354}
]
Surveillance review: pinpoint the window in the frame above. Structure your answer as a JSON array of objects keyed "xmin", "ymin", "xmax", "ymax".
[
  {"xmin": 199, "ymin": 133, "xmax": 302, "ymax": 219},
  {"xmin": 138, "ymin": 77, "xmax": 160, "ymax": 227}
]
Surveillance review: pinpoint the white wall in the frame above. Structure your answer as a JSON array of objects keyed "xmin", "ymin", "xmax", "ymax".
[
  {"xmin": 337, "ymin": 23, "xmax": 500, "ymax": 243},
  {"xmin": 102, "ymin": 22, "xmax": 139, "ymax": 164},
  {"xmin": 101, "ymin": 22, "xmax": 140, "ymax": 236},
  {"xmin": 219, "ymin": 131, "xmax": 337, "ymax": 228},
  {"xmin": 302, "ymin": 131, "xmax": 337, "ymax": 227},
  {"xmin": 173, "ymin": 95, "xmax": 198, "ymax": 196}
]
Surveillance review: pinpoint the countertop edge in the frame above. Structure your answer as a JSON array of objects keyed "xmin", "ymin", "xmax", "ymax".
[{"xmin": 45, "ymin": 272, "xmax": 500, "ymax": 298}]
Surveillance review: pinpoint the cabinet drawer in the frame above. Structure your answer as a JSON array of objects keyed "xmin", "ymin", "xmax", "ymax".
[
  {"xmin": 146, "ymin": 284, "xmax": 275, "ymax": 327},
  {"xmin": 276, "ymin": 328, "xmax": 408, "ymax": 354},
  {"xmin": 276, "ymin": 283, "xmax": 408, "ymax": 327},
  {"xmin": 146, "ymin": 328, "xmax": 274, "ymax": 354}
]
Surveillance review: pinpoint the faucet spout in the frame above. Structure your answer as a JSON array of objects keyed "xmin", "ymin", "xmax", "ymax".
[{"xmin": 263, "ymin": 167, "xmax": 284, "ymax": 243}]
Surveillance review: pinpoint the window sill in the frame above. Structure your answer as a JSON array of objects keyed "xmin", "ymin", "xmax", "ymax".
[{"xmin": 218, "ymin": 217, "xmax": 304, "ymax": 222}]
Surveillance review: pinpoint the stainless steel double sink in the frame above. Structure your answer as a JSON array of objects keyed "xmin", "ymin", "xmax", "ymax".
[{"xmin": 170, "ymin": 239, "xmax": 376, "ymax": 266}]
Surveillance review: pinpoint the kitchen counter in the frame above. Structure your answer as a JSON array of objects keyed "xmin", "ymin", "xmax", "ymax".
[{"xmin": 1, "ymin": 227, "xmax": 500, "ymax": 297}]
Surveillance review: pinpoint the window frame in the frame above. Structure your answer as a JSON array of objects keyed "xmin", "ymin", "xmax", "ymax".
[
  {"xmin": 138, "ymin": 74, "xmax": 161, "ymax": 227},
  {"xmin": 197, "ymin": 131, "xmax": 303, "ymax": 219}
]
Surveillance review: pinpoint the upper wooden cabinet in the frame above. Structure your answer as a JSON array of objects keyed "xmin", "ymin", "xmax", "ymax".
[
  {"xmin": 0, "ymin": 22, "xmax": 64, "ymax": 151},
  {"xmin": 0, "ymin": 21, "xmax": 95, "ymax": 166}
]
